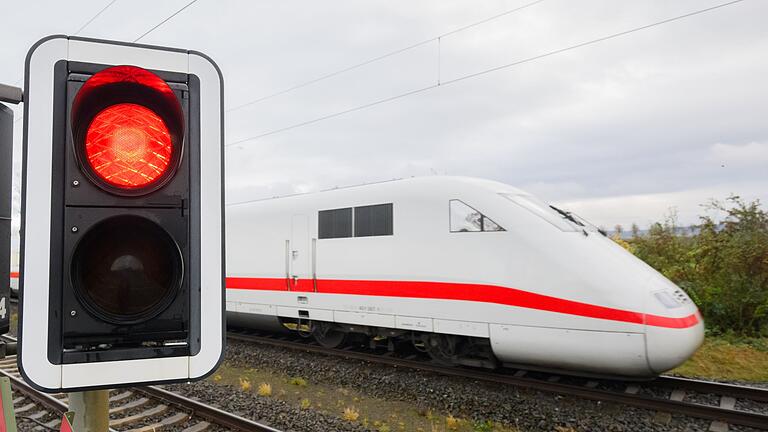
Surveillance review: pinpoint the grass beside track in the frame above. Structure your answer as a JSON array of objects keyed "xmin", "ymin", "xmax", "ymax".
[
  {"xmin": 212, "ymin": 360, "xmax": 522, "ymax": 432},
  {"xmin": 673, "ymin": 336, "xmax": 768, "ymax": 382}
]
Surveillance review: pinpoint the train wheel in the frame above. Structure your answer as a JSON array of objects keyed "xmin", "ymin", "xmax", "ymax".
[
  {"xmin": 421, "ymin": 333, "xmax": 457, "ymax": 365},
  {"xmin": 312, "ymin": 322, "xmax": 346, "ymax": 348}
]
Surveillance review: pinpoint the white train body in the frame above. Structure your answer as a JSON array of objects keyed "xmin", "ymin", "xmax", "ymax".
[
  {"xmin": 231, "ymin": 177, "xmax": 701, "ymax": 376},
  {"xmin": 9, "ymin": 251, "xmax": 18, "ymax": 296}
]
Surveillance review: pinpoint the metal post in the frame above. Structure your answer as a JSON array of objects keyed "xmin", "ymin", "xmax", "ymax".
[
  {"xmin": 0, "ymin": 83, "xmax": 23, "ymax": 104},
  {"xmin": 67, "ymin": 390, "xmax": 109, "ymax": 432}
]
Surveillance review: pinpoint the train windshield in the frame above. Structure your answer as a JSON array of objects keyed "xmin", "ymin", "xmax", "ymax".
[
  {"xmin": 565, "ymin": 211, "xmax": 604, "ymax": 235},
  {"xmin": 500, "ymin": 193, "xmax": 579, "ymax": 232}
]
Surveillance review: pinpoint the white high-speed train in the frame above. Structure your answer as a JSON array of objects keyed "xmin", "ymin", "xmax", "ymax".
[
  {"xmin": 9, "ymin": 251, "xmax": 18, "ymax": 297},
  {"xmin": 9, "ymin": 273, "xmax": 17, "ymax": 296},
  {"xmin": 226, "ymin": 176, "xmax": 703, "ymax": 378}
]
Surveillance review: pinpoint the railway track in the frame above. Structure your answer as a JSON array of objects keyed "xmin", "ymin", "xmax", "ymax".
[
  {"xmin": 0, "ymin": 337, "xmax": 280, "ymax": 432},
  {"xmin": 228, "ymin": 329, "xmax": 768, "ymax": 431}
]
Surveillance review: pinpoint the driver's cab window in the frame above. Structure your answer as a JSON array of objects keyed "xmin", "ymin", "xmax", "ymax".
[{"xmin": 450, "ymin": 200, "xmax": 504, "ymax": 232}]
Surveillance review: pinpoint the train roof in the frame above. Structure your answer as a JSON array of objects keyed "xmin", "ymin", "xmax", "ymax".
[{"xmin": 227, "ymin": 176, "xmax": 528, "ymax": 207}]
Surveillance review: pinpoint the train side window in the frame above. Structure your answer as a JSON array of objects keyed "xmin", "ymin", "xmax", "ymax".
[
  {"xmin": 354, "ymin": 203, "xmax": 393, "ymax": 237},
  {"xmin": 483, "ymin": 217, "xmax": 504, "ymax": 232},
  {"xmin": 318, "ymin": 207, "xmax": 353, "ymax": 239},
  {"xmin": 450, "ymin": 200, "xmax": 504, "ymax": 232}
]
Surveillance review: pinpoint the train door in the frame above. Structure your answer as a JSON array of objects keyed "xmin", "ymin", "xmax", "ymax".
[{"xmin": 290, "ymin": 214, "xmax": 311, "ymax": 291}]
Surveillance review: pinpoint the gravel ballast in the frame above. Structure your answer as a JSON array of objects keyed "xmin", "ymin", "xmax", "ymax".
[
  {"xmin": 164, "ymin": 338, "xmax": 765, "ymax": 432},
  {"xmin": 166, "ymin": 377, "xmax": 368, "ymax": 432}
]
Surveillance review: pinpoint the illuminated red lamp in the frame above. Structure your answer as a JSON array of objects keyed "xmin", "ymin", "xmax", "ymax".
[
  {"xmin": 71, "ymin": 65, "xmax": 184, "ymax": 195},
  {"xmin": 78, "ymin": 65, "xmax": 176, "ymax": 97},
  {"xmin": 85, "ymin": 103, "xmax": 173, "ymax": 189}
]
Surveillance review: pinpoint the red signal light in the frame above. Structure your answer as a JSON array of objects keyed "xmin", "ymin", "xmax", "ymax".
[
  {"xmin": 78, "ymin": 65, "xmax": 176, "ymax": 98},
  {"xmin": 71, "ymin": 65, "xmax": 184, "ymax": 195},
  {"xmin": 85, "ymin": 103, "xmax": 173, "ymax": 189}
]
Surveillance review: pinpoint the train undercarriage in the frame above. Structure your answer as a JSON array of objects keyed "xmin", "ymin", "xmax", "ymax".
[{"xmin": 279, "ymin": 317, "xmax": 498, "ymax": 369}]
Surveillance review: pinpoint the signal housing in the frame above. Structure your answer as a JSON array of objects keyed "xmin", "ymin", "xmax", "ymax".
[
  {"xmin": 0, "ymin": 103, "xmax": 11, "ymax": 336},
  {"xmin": 19, "ymin": 36, "xmax": 224, "ymax": 392},
  {"xmin": 54, "ymin": 63, "xmax": 193, "ymax": 365}
]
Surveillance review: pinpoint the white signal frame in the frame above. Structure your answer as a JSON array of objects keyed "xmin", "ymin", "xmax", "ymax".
[{"xmin": 19, "ymin": 35, "xmax": 224, "ymax": 391}]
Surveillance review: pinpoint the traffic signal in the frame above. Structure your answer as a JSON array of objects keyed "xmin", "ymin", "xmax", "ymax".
[
  {"xmin": 0, "ymin": 102, "xmax": 11, "ymax": 337},
  {"xmin": 19, "ymin": 36, "xmax": 224, "ymax": 392}
]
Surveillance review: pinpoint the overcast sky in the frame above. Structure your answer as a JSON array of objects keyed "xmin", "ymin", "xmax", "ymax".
[{"xmin": 1, "ymin": 0, "xmax": 766, "ymax": 240}]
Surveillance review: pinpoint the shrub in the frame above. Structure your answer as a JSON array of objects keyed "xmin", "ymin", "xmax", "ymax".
[
  {"xmin": 257, "ymin": 382, "xmax": 272, "ymax": 396},
  {"xmin": 627, "ymin": 197, "xmax": 768, "ymax": 336},
  {"xmin": 472, "ymin": 419, "xmax": 494, "ymax": 432},
  {"xmin": 239, "ymin": 377, "xmax": 251, "ymax": 392},
  {"xmin": 288, "ymin": 376, "xmax": 308, "ymax": 386},
  {"xmin": 342, "ymin": 407, "xmax": 360, "ymax": 422},
  {"xmin": 445, "ymin": 414, "xmax": 460, "ymax": 430}
]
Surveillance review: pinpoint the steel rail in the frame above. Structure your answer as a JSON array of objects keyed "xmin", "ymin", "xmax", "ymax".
[
  {"xmin": 0, "ymin": 335, "xmax": 282, "ymax": 432},
  {"xmin": 0, "ymin": 367, "xmax": 68, "ymax": 414},
  {"xmin": 0, "ymin": 352, "xmax": 119, "ymax": 432},
  {"xmin": 657, "ymin": 375, "xmax": 768, "ymax": 403},
  {"xmin": 228, "ymin": 331, "xmax": 768, "ymax": 430},
  {"xmin": 135, "ymin": 386, "xmax": 282, "ymax": 432}
]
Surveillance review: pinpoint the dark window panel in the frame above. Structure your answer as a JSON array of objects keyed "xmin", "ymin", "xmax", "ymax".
[
  {"xmin": 354, "ymin": 203, "xmax": 393, "ymax": 237},
  {"xmin": 318, "ymin": 207, "xmax": 352, "ymax": 239}
]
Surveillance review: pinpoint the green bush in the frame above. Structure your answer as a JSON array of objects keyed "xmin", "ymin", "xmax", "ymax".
[{"xmin": 627, "ymin": 196, "xmax": 768, "ymax": 336}]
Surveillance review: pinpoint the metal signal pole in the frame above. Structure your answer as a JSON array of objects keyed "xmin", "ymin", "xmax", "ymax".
[{"xmin": 68, "ymin": 390, "xmax": 110, "ymax": 432}]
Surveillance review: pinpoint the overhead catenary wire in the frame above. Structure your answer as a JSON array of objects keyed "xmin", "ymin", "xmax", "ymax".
[
  {"xmin": 133, "ymin": 0, "xmax": 200, "ymax": 43},
  {"xmin": 226, "ymin": 0, "xmax": 747, "ymax": 148},
  {"xmin": 227, "ymin": 85, "xmax": 436, "ymax": 146},
  {"xmin": 73, "ymin": 0, "xmax": 119, "ymax": 35},
  {"xmin": 225, "ymin": 0, "xmax": 548, "ymax": 113},
  {"xmin": 3, "ymin": 0, "xmax": 120, "ymax": 88}
]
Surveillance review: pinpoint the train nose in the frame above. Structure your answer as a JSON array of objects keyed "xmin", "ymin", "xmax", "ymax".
[{"xmin": 644, "ymin": 275, "xmax": 705, "ymax": 374}]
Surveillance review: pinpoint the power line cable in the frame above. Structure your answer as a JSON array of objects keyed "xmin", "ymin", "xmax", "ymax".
[
  {"xmin": 226, "ymin": 0, "xmax": 547, "ymax": 113},
  {"xmin": 134, "ymin": 0, "xmax": 200, "ymax": 43},
  {"xmin": 226, "ymin": 0, "xmax": 747, "ymax": 148},
  {"xmin": 3, "ymin": 0, "xmax": 120, "ymax": 87},
  {"xmin": 442, "ymin": 0, "xmax": 747, "ymax": 87},
  {"xmin": 74, "ymin": 0, "xmax": 119, "ymax": 35},
  {"xmin": 227, "ymin": 84, "xmax": 436, "ymax": 146}
]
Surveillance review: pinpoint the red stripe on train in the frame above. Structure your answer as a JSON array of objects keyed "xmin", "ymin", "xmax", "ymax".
[
  {"xmin": 226, "ymin": 277, "xmax": 699, "ymax": 329},
  {"xmin": 9, "ymin": 272, "xmax": 19, "ymax": 278}
]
